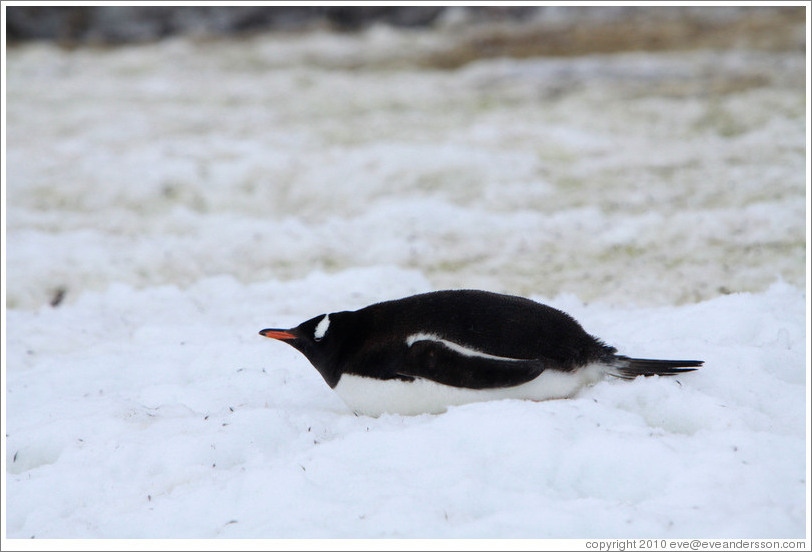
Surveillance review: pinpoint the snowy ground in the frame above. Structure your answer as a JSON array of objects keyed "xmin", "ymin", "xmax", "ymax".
[{"xmin": 3, "ymin": 22, "xmax": 809, "ymax": 541}]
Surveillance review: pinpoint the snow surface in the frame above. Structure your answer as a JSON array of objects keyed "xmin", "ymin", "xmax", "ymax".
[{"xmin": 3, "ymin": 24, "xmax": 808, "ymax": 540}]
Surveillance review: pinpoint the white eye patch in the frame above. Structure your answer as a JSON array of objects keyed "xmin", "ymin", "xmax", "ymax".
[{"xmin": 314, "ymin": 314, "xmax": 330, "ymax": 341}]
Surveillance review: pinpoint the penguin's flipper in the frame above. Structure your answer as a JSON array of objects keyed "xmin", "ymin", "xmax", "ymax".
[{"xmin": 398, "ymin": 336, "xmax": 546, "ymax": 389}]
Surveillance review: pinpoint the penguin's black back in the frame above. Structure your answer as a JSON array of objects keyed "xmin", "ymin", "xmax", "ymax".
[
  {"xmin": 261, "ymin": 289, "xmax": 702, "ymax": 409},
  {"xmin": 345, "ymin": 290, "xmax": 613, "ymax": 370}
]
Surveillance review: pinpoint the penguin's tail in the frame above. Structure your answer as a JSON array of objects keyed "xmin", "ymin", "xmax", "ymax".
[{"xmin": 610, "ymin": 356, "xmax": 703, "ymax": 380}]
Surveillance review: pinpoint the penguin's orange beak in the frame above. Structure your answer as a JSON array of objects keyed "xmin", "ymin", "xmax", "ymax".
[{"xmin": 259, "ymin": 329, "xmax": 297, "ymax": 340}]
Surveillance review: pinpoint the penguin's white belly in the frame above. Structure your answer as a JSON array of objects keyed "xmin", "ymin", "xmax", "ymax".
[{"xmin": 332, "ymin": 364, "xmax": 606, "ymax": 417}]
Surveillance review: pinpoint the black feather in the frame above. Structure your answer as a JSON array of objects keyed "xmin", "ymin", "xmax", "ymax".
[{"xmin": 610, "ymin": 356, "xmax": 703, "ymax": 380}]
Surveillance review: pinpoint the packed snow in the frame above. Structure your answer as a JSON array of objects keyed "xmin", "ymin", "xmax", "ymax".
[{"xmin": 3, "ymin": 21, "xmax": 808, "ymax": 541}]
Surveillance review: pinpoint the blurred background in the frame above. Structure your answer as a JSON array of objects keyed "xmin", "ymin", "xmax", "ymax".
[{"xmin": 5, "ymin": 5, "xmax": 807, "ymax": 310}]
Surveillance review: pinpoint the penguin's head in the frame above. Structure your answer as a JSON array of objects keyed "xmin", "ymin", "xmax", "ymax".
[{"xmin": 259, "ymin": 312, "xmax": 348, "ymax": 387}]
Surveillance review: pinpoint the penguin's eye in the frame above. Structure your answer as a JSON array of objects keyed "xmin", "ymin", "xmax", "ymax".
[{"xmin": 313, "ymin": 314, "xmax": 330, "ymax": 341}]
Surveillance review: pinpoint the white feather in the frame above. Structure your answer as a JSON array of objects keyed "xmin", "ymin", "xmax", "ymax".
[
  {"xmin": 405, "ymin": 332, "xmax": 527, "ymax": 362},
  {"xmin": 314, "ymin": 314, "xmax": 330, "ymax": 340},
  {"xmin": 332, "ymin": 364, "xmax": 607, "ymax": 417}
]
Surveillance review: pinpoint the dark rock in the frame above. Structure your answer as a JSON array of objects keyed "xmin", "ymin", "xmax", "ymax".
[
  {"xmin": 324, "ymin": 7, "xmax": 444, "ymax": 30},
  {"xmin": 4, "ymin": 6, "xmax": 525, "ymax": 45}
]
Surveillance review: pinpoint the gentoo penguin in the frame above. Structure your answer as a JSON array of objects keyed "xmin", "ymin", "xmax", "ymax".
[{"xmin": 259, "ymin": 290, "xmax": 702, "ymax": 416}]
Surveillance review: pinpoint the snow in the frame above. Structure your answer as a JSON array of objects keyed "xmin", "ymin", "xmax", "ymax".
[
  {"xmin": 3, "ymin": 23, "xmax": 808, "ymax": 542},
  {"xmin": 3, "ymin": 279, "xmax": 808, "ymax": 539}
]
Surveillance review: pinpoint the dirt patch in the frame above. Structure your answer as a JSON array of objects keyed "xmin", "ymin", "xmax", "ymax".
[{"xmin": 420, "ymin": 8, "xmax": 805, "ymax": 68}]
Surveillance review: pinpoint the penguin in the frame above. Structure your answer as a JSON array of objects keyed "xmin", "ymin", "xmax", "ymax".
[{"xmin": 259, "ymin": 289, "xmax": 702, "ymax": 416}]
